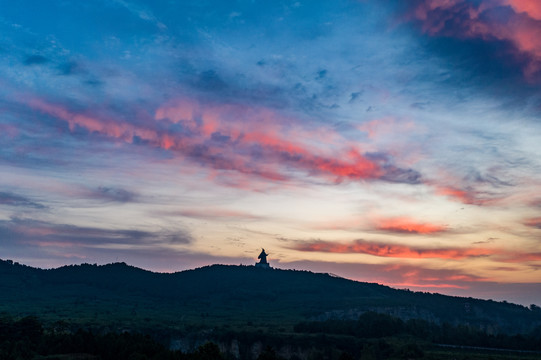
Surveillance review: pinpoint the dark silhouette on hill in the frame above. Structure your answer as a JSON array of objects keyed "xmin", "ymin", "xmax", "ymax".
[{"xmin": 255, "ymin": 249, "xmax": 271, "ymax": 269}]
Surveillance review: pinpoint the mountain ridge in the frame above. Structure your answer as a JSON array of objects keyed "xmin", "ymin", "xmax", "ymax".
[{"xmin": 0, "ymin": 258, "xmax": 539, "ymax": 335}]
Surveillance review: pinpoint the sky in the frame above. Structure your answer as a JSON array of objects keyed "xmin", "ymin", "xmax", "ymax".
[{"xmin": 0, "ymin": 0, "xmax": 540, "ymax": 306}]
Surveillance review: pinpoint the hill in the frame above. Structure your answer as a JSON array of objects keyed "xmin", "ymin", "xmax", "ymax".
[{"xmin": 0, "ymin": 259, "xmax": 540, "ymax": 336}]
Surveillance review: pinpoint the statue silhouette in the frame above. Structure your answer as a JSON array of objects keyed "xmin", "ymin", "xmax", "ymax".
[
  {"xmin": 255, "ymin": 248, "xmax": 271, "ymax": 268},
  {"xmin": 258, "ymin": 249, "xmax": 268, "ymax": 264}
]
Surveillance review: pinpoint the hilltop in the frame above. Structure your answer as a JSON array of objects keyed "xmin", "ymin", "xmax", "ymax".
[{"xmin": 0, "ymin": 259, "xmax": 539, "ymax": 335}]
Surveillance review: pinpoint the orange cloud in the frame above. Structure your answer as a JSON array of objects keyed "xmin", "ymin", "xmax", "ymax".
[
  {"xmin": 292, "ymin": 239, "xmax": 495, "ymax": 259},
  {"xmin": 375, "ymin": 217, "xmax": 446, "ymax": 234}
]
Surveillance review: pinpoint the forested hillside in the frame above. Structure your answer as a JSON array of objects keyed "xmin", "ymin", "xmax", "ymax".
[{"xmin": 1, "ymin": 259, "xmax": 539, "ymax": 335}]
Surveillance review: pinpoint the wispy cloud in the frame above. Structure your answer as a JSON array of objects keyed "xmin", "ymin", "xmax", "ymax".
[
  {"xmin": 91, "ymin": 186, "xmax": 138, "ymax": 203},
  {"xmin": 524, "ymin": 217, "xmax": 541, "ymax": 229},
  {"xmin": 374, "ymin": 217, "xmax": 447, "ymax": 234},
  {"xmin": 110, "ymin": 0, "xmax": 167, "ymax": 29},
  {"xmin": 174, "ymin": 208, "xmax": 263, "ymax": 221},
  {"xmin": 0, "ymin": 191, "xmax": 46, "ymax": 209},
  {"xmin": 276, "ymin": 260, "xmax": 500, "ymax": 296},
  {"xmin": 434, "ymin": 185, "xmax": 481, "ymax": 205},
  {"xmin": 290, "ymin": 239, "xmax": 493, "ymax": 259},
  {"xmin": 0, "ymin": 218, "xmax": 192, "ymax": 247},
  {"xmin": 28, "ymin": 97, "xmax": 422, "ymax": 186}
]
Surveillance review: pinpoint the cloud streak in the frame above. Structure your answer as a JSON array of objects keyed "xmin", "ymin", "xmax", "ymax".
[
  {"xmin": 175, "ymin": 209, "xmax": 263, "ymax": 221},
  {"xmin": 0, "ymin": 218, "xmax": 192, "ymax": 248},
  {"xmin": 0, "ymin": 191, "xmax": 46, "ymax": 209},
  {"xmin": 524, "ymin": 217, "xmax": 541, "ymax": 229},
  {"xmin": 28, "ymin": 97, "xmax": 422, "ymax": 186},
  {"xmin": 91, "ymin": 186, "xmax": 138, "ymax": 203},
  {"xmin": 375, "ymin": 217, "xmax": 447, "ymax": 234},
  {"xmin": 291, "ymin": 239, "xmax": 493, "ymax": 260}
]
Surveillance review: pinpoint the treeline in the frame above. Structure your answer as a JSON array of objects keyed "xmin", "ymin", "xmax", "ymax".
[
  {"xmin": 294, "ymin": 311, "xmax": 541, "ymax": 351},
  {"xmin": 0, "ymin": 315, "xmax": 227, "ymax": 360}
]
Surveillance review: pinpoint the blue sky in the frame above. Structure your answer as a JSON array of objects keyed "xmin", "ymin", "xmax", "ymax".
[{"xmin": 1, "ymin": 0, "xmax": 541, "ymax": 306}]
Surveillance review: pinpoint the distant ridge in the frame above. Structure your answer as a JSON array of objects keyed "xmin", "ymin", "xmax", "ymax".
[{"xmin": 1, "ymin": 258, "xmax": 540, "ymax": 334}]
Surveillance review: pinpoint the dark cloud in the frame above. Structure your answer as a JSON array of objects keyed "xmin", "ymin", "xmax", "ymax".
[
  {"xmin": 172, "ymin": 208, "xmax": 263, "ymax": 221},
  {"xmin": 180, "ymin": 66, "xmax": 290, "ymax": 109},
  {"xmin": 23, "ymin": 55, "xmax": 49, "ymax": 66},
  {"xmin": 94, "ymin": 186, "xmax": 138, "ymax": 203},
  {"xmin": 0, "ymin": 218, "xmax": 192, "ymax": 247},
  {"xmin": 402, "ymin": 0, "xmax": 541, "ymax": 104},
  {"xmin": 365, "ymin": 153, "xmax": 423, "ymax": 185},
  {"xmin": 473, "ymin": 238, "xmax": 497, "ymax": 245},
  {"xmin": 84, "ymin": 79, "xmax": 103, "ymax": 87},
  {"xmin": 349, "ymin": 91, "xmax": 363, "ymax": 103},
  {"xmin": 0, "ymin": 192, "xmax": 46, "ymax": 209},
  {"xmin": 58, "ymin": 61, "xmax": 85, "ymax": 76},
  {"xmin": 468, "ymin": 171, "xmax": 514, "ymax": 188},
  {"xmin": 193, "ymin": 70, "xmax": 228, "ymax": 92},
  {"xmin": 410, "ymin": 102, "xmax": 428, "ymax": 110},
  {"xmin": 316, "ymin": 69, "xmax": 327, "ymax": 80},
  {"xmin": 210, "ymin": 132, "xmax": 231, "ymax": 143},
  {"xmin": 380, "ymin": 165, "xmax": 422, "ymax": 185}
]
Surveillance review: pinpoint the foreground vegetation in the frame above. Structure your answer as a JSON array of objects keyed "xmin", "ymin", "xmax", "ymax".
[
  {"xmin": 294, "ymin": 311, "xmax": 541, "ymax": 351},
  {"xmin": 1, "ymin": 314, "xmax": 540, "ymax": 360}
]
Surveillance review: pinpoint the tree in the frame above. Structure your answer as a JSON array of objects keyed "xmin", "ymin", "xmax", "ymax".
[
  {"xmin": 193, "ymin": 342, "xmax": 223, "ymax": 360},
  {"xmin": 257, "ymin": 345, "xmax": 281, "ymax": 360}
]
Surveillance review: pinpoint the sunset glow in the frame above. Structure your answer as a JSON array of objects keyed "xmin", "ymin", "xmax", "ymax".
[{"xmin": 0, "ymin": 0, "xmax": 540, "ymax": 306}]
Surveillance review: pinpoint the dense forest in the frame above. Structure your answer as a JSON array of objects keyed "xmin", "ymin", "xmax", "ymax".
[
  {"xmin": 0, "ymin": 315, "xmax": 223, "ymax": 360},
  {"xmin": 294, "ymin": 311, "xmax": 541, "ymax": 351},
  {"xmin": 1, "ymin": 313, "xmax": 541, "ymax": 360}
]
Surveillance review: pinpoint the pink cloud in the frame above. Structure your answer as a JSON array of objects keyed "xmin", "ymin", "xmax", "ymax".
[
  {"xmin": 375, "ymin": 217, "xmax": 447, "ymax": 234},
  {"xmin": 358, "ymin": 117, "xmax": 416, "ymax": 140},
  {"xmin": 291, "ymin": 235, "xmax": 540, "ymax": 264},
  {"xmin": 503, "ymin": 1, "xmax": 541, "ymax": 21},
  {"xmin": 291, "ymin": 239, "xmax": 495, "ymax": 259},
  {"xmin": 280, "ymin": 260, "xmax": 497, "ymax": 295},
  {"xmin": 29, "ymin": 97, "xmax": 418, "ymax": 185},
  {"xmin": 154, "ymin": 100, "xmax": 384, "ymax": 182},
  {"xmin": 375, "ymin": 263, "xmax": 494, "ymax": 290},
  {"xmin": 0, "ymin": 124, "xmax": 19, "ymax": 138},
  {"xmin": 408, "ymin": 0, "xmax": 541, "ymax": 80},
  {"xmin": 435, "ymin": 185, "xmax": 479, "ymax": 204},
  {"xmin": 524, "ymin": 217, "xmax": 541, "ymax": 229}
]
